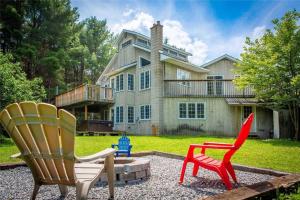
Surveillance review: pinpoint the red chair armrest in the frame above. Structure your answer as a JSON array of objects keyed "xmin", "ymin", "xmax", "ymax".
[
  {"xmin": 190, "ymin": 144, "xmax": 236, "ymax": 150},
  {"xmin": 203, "ymin": 142, "xmax": 233, "ymax": 146}
]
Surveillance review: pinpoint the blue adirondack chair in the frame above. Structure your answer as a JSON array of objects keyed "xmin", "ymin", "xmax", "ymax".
[{"xmin": 111, "ymin": 134, "xmax": 132, "ymax": 157}]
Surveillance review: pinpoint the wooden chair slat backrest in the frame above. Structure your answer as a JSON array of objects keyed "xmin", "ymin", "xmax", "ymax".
[
  {"xmin": 37, "ymin": 103, "xmax": 69, "ymax": 182},
  {"xmin": 59, "ymin": 109, "xmax": 76, "ymax": 183},
  {"xmin": 118, "ymin": 135, "xmax": 130, "ymax": 150},
  {"xmin": 0, "ymin": 102, "xmax": 76, "ymax": 185},
  {"xmin": 0, "ymin": 108, "xmax": 45, "ymax": 180}
]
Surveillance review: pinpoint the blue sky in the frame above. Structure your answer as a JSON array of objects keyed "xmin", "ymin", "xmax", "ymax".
[{"xmin": 71, "ymin": 0, "xmax": 300, "ymax": 64}]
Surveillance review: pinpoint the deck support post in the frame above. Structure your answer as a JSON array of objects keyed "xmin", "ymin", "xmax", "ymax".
[{"xmin": 84, "ymin": 105, "xmax": 88, "ymax": 120}]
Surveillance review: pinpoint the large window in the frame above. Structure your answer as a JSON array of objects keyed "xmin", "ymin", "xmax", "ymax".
[
  {"xmin": 243, "ymin": 106, "xmax": 252, "ymax": 118},
  {"xmin": 128, "ymin": 106, "xmax": 135, "ymax": 123},
  {"xmin": 179, "ymin": 103, "xmax": 205, "ymax": 119},
  {"xmin": 127, "ymin": 74, "xmax": 134, "ymax": 91},
  {"xmin": 122, "ymin": 40, "xmax": 132, "ymax": 48},
  {"xmin": 116, "ymin": 106, "xmax": 124, "ymax": 123},
  {"xmin": 140, "ymin": 70, "xmax": 151, "ymax": 90},
  {"xmin": 140, "ymin": 105, "xmax": 151, "ymax": 120},
  {"xmin": 116, "ymin": 74, "xmax": 124, "ymax": 92},
  {"xmin": 139, "ymin": 57, "xmax": 151, "ymax": 67},
  {"xmin": 207, "ymin": 75, "xmax": 223, "ymax": 95},
  {"xmin": 177, "ymin": 68, "xmax": 191, "ymax": 86}
]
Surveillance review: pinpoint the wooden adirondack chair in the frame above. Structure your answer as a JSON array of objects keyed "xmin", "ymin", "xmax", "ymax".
[
  {"xmin": 179, "ymin": 113, "xmax": 254, "ymax": 190},
  {"xmin": 0, "ymin": 102, "xmax": 116, "ymax": 200},
  {"xmin": 111, "ymin": 134, "xmax": 132, "ymax": 157}
]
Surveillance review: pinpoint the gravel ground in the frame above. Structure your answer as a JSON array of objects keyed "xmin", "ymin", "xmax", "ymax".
[{"xmin": 0, "ymin": 155, "xmax": 275, "ymax": 200}]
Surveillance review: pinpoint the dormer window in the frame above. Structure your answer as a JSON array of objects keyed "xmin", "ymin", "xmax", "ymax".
[{"xmin": 122, "ymin": 40, "xmax": 132, "ymax": 48}]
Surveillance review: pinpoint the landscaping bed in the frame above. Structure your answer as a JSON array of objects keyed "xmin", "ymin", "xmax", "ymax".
[{"xmin": 0, "ymin": 155, "xmax": 280, "ymax": 200}]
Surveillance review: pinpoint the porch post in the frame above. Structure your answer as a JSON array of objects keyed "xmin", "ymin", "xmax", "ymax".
[{"xmin": 84, "ymin": 105, "xmax": 88, "ymax": 120}]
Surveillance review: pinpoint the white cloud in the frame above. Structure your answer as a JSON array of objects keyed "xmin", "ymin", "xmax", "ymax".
[
  {"xmin": 112, "ymin": 12, "xmax": 208, "ymax": 65},
  {"xmin": 123, "ymin": 9, "xmax": 135, "ymax": 17},
  {"xmin": 110, "ymin": 10, "xmax": 266, "ymax": 65},
  {"xmin": 252, "ymin": 25, "xmax": 266, "ymax": 39},
  {"xmin": 111, "ymin": 12, "xmax": 154, "ymax": 33}
]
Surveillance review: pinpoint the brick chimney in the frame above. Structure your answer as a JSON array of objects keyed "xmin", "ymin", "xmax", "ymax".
[{"xmin": 150, "ymin": 21, "xmax": 163, "ymax": 135}]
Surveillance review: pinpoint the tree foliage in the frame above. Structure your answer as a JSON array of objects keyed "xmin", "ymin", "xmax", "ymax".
[
  {"xmin": 0, "ymin": 53, "xmax": 46, "ymax": 109},
  {"xmin": 0, "ymin": 0, "xmax": 116, "ymax": 99},
  {"xmin": 235, "ymin": 10, "xmax": 300, "ymax": 140}
]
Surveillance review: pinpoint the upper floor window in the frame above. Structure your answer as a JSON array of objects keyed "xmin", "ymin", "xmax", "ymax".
[
  {"xmin": 116, "ymin": 106, "xmax": 124, "ymax": 123},
  {"xmin": 128, "ymin": 74, "xmax": 134, "ymax": 91},
  {"xmin": 122, "ymin": 40, "xmax": 132, "ymax": 48},
  {"xmin": 179, "ymin": 103, "xmax": 205, "ymax": 119},
  {"xmin": 177, "ymin": 69, "xmax": 191, "ymax": 86},
  {"xmin": 140, "ymin": 105, "xmax": 151, "ymax": 120},
  {"xmin": 169, "ymin": 50, "xmax": 178, "ymax": 57},
  {"xmin": 137, "ymin": 38, "xmax": 148, "ymax": 47},
  {"xmin": 128, "ymin": 106, "xmax": 135, "ymax": 123},
  {"xmin": 139, "ymin": 57, "xmax": 151, "ymax": 67},
  {"xmin": 140, "ymin": 70, "xmax": 151, "ymax": 90},
  {"xmin": 178, "ymin": 53, "xmax": 187, "ymax": 60},
  {"xmin": 163, "ymin": 48, "xmax": 169, "ymax": 54},
  {"xmin": 116, "ymin": 74, "xmax": 124, "ymax": 92},
  {"xmin": 207, "ymin": 75, "xmax": 223, "ymax": 95}
]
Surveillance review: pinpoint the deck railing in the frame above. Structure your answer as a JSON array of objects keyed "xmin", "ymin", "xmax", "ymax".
[
  {"xmin": 55, "ymin": 84, "xmax": 113, "ymax": 107},
  {"xmin": 164, "ymin": 80, "xmax": 254, "ymax": 98}
]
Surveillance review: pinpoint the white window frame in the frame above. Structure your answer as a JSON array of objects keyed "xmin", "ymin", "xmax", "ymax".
[
  {"xmin": 139, "ymin": 56, "xmax": 151, "ymax": 68},
  {"xmin": 206, "ymin": 75, "xmax": 224, "ymax": 95},
  {"xmin": 121, "ymin": 39, "xmax": 132, "ymax": 49},
  {"xmin": 127, "ymin": 73, "xmax": 135, "ymax": 91},
  {"xmin": 115, "ymin": 73, "xmax": 124, "ymax": 92},
  {"xmin": 140, "ymin": 104, "xmax": 151, "ymax": 120},
  {"xmin": 177, "ymin": 68, "xmax": 191, "ymax": 87},
  {"xmin": 178, "ymin": 102, "xmax": 206, "ymax": 120},
  {"xmin": 127, "ymin": 106, "xmax": 135, "ymax": 124},
  {"xmin": 140, "ymin": 70, "xmax": 151, "ymax": 90},
  {"xmin": 115, "ymin": 106, "xmax": 124, "ymax": 124}
]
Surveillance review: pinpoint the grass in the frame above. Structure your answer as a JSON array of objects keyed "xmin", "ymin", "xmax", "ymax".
[{"xmin": 0, "ymin": 135, "xmax": 300, "ymax": 173}]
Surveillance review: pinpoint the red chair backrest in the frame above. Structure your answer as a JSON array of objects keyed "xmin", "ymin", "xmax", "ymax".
[
  {"xmin": 234, "ymin": 113, "xmax": 254, "ymax": 148},
  {"xmin": 223, "ymin": 113, "xmax": 254, "ymax": 164}
]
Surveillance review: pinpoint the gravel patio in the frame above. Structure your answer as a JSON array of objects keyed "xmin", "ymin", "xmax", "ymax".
[{"xmin": 0, "ymin": 155, "xmax": 275, "ymax": 200}]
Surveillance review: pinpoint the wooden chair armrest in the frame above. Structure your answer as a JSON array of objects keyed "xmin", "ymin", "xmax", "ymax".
[
  {"xmin": 76, "ymin": 148, "xmax": 116, "ymax": 163},
  {"xmin": 11, "ymin": 153, "xmax": 22, "ymax": 159}
]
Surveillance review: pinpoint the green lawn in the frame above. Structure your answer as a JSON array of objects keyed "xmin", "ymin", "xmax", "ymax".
[{"xmin": 1, "ymin": 136, "xmax": 300, "ymax": 173}]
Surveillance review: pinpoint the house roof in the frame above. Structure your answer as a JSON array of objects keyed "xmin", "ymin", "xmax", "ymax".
[
  {"xmin": 117, "ymin": 29, "xmax": 192, "ymax": 56},
  {"xmin": 201, "ymin": 54, "xmax": 239, "ymax": 68},
  {"xmin": 160, "ymin": 52, "xmax": 209, "ymax": 73},
  {"xmin": 106, "ymin": 61, "xmax": 137, "ymax": 77}
]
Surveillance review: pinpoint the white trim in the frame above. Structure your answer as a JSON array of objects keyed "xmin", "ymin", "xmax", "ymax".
[
  {"xmin": 115, "ymin": 73, "xmax": 125, "ymax": 93},
  {"xmin": 115, "ymin": 105, "xmax": 124, "ymax": 124},
  {"xmin": 139, "ymin": 70, "xmax": 151, "ymax": 91},
  {"xmin": 127, "ymin": 105, "xmax": 135, "ymax": 124},
  {"xmin": 127, "ymin": 73, "xmax": 135, "ymax": 91},
  {"xmin": 177, "ymin": 102, "xmax": 206, "ymax": 120},
  {"xmin": 133, "ymin": 44, "xmax": 151, "ymax": 52},
  {"xmin": 201, "ymin": 54, "xmax": 239, "ymax": 68},
  {"xmin": 139, "ymin": 104, "xmax": 151, "ymax": 120},
  {"xmin": 206, "ymin": 75, "xmax": 225, "ymax": 95},
  {"xmin": 106, "ymin": 61, "xmax": 137, "ymax": 77}
]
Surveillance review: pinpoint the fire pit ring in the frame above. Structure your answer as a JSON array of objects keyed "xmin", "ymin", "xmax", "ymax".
[{"xmin": 97, "ymin": 157, "xmax": 150, "ymax": 184}]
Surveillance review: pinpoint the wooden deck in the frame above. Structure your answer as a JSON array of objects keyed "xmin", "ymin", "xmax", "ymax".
[
  {"xmin": 164, "ymin": 80, "xmax": 255, "ymax": 98},
  {"xmin": 55, "ymin": 84, "xmax": 113, "ymax": 107}
]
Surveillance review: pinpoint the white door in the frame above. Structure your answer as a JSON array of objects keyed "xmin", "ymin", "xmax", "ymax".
[{"xmin": 241, "ymin": 105, "xmax": 256, "ymax": 132}]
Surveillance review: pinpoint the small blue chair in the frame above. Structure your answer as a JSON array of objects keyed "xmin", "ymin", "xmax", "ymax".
[{"xmin": 111, "ymin": 134, "xmax": 132, "ymax": 157}]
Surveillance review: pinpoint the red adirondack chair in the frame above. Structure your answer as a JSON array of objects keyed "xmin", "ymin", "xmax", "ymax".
[{"xmin": 179, "ymin": 113, "xmax": 254, "ymax": 190}]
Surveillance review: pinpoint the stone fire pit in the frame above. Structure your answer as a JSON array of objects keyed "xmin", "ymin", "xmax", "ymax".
[{"xmin": 98, "ymin": 157, "xmax": 150, "ymax": 184}]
